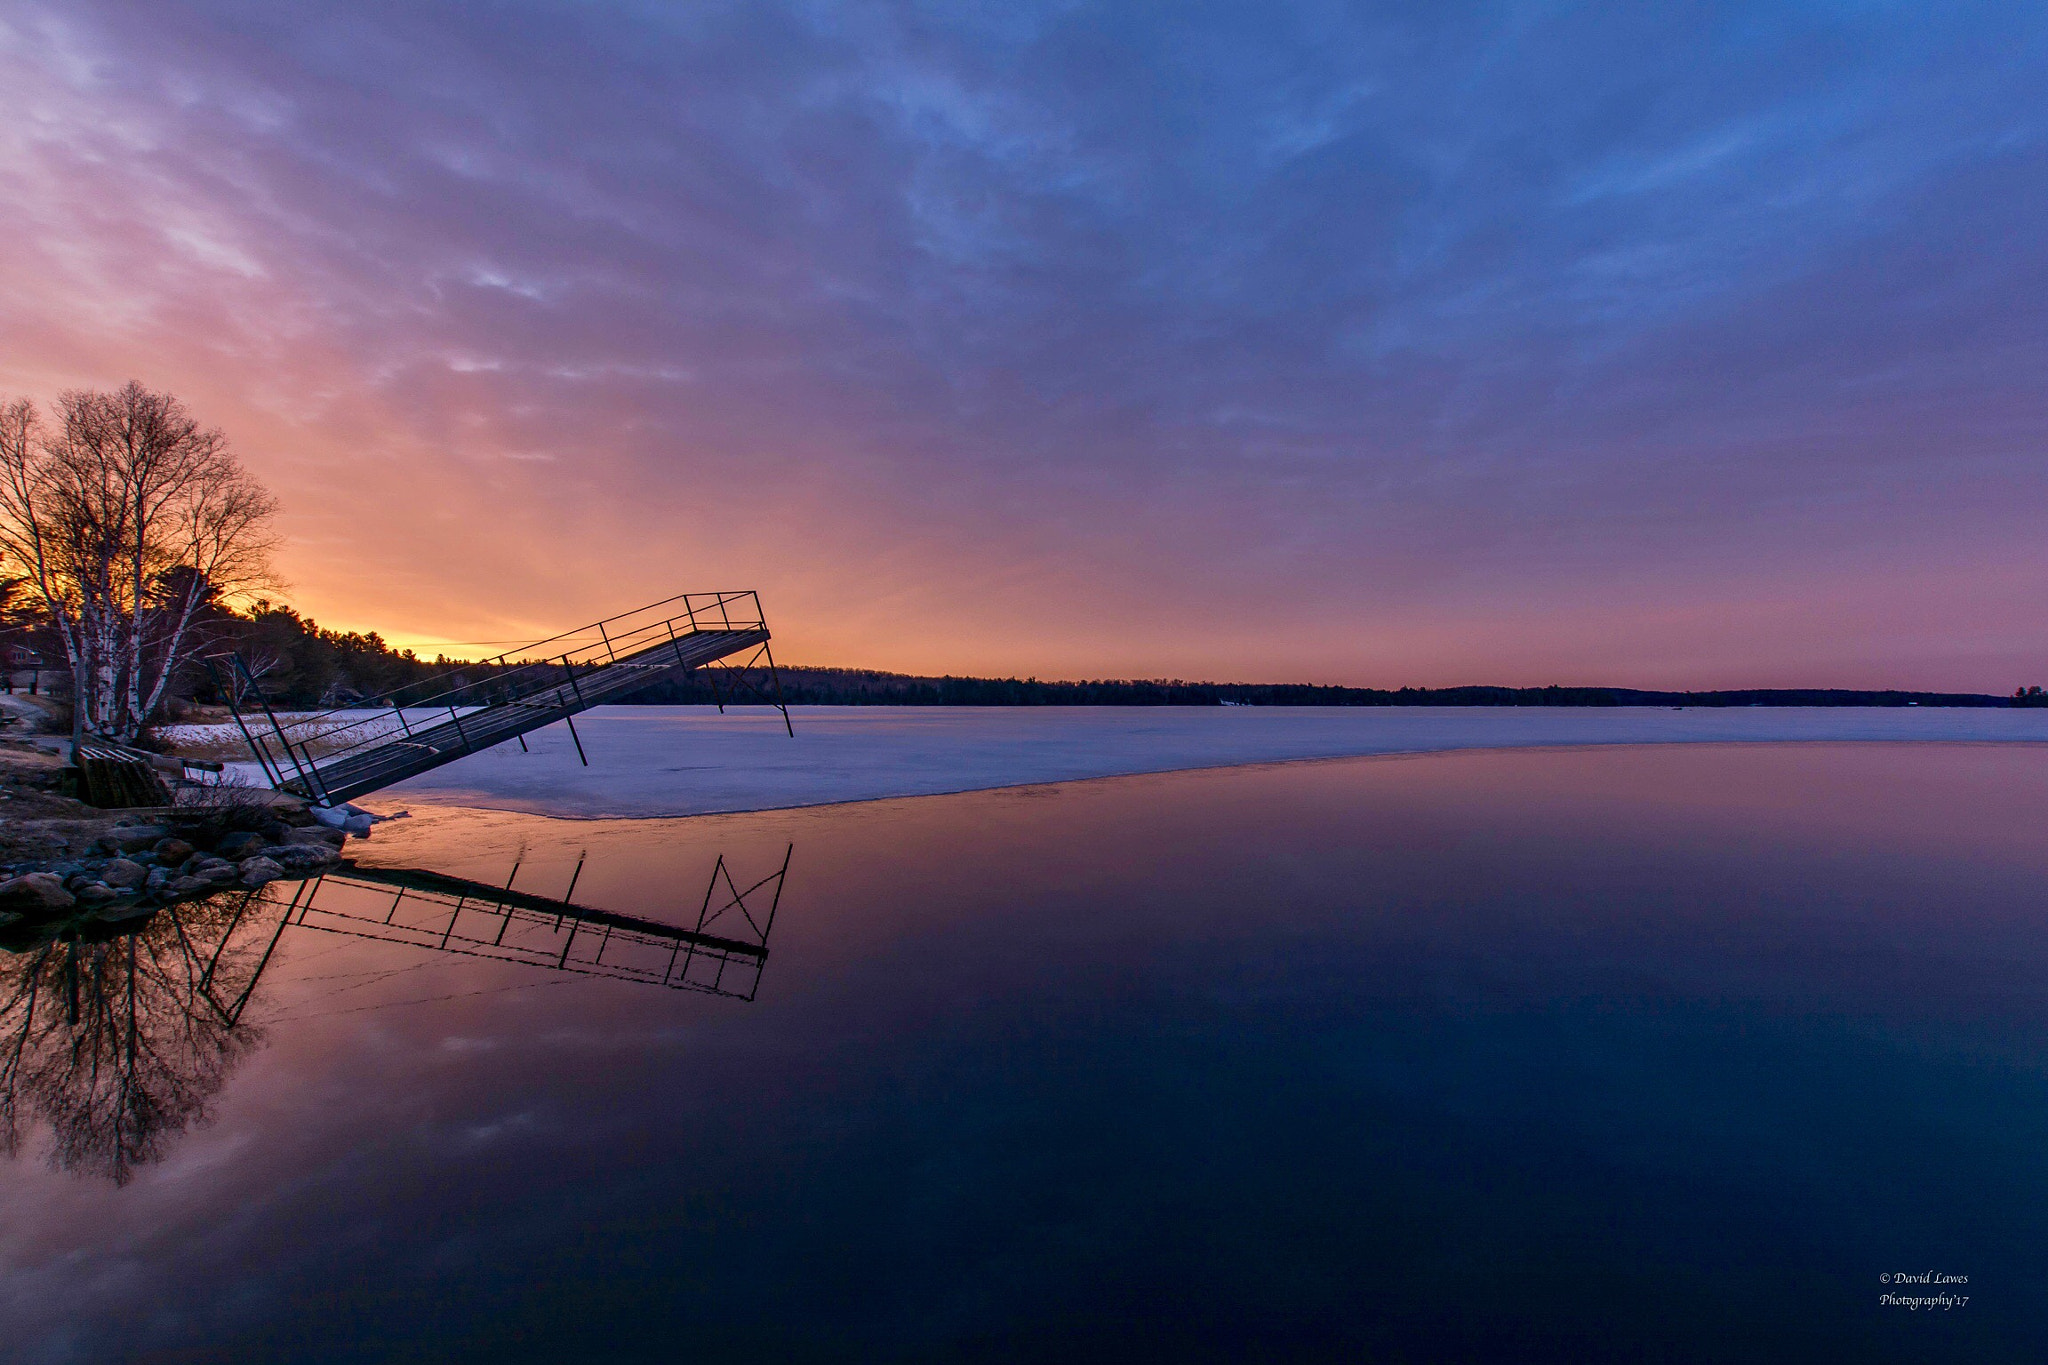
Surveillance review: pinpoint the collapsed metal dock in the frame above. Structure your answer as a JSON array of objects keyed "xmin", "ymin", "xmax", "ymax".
[{"xmin": 217, "ymin": 591, "xmax": 789, "ymax": 805}]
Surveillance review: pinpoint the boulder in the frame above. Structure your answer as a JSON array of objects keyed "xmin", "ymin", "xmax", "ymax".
[
  {"xmin": 97, "ymin": 825, "xmax": 169, "ymax": 855},
  {"xmin": 270, "ymin": 842, "xmax": 341, "ymax": 872},
  {"xmin": 238, "ymin": 856, "xmax": 284, "ymax": 887},
  {"xmin": 73, "ymin": 882, "xmax": 118, "ymax": 906},
  {"xmin": 153, "ymin": 837, "xmax": 194, "ymax": 865},
  {"xmin": 216, "ymin": 830, "xmax": 268, "ymax": 859},
  {"xmin": 0, "ymin": 872, "xmax": 74, "ymax": 914},
  {"xmin": 101, "ymin": 858, "xmax": 147, "ymax": 889},
  {"xmin": 283, "ymin": 826, "xmax": 347, "ymax": 849},
  {"xmin": 310, "ymin": 803, "xmax": 379, "ymax": 835},
  {"xmin": 144, "ymin": 866, "xmax": 170, "ymax": 893},
  {"xmin": 189, "ymin": 858, "xmax": 239, "ymax": 885},
  {"xmin": 99, "ymin": 902, "xmax": 157, "ymax": 924},
  {"xmin": 166, "ymin": 875, "xmax": 213, "ymax": 896}
]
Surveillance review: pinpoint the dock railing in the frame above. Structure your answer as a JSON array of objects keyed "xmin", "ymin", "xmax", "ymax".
[{"xmin": 210, "ymin": 590, "xmax": 782, "ymax": 798}]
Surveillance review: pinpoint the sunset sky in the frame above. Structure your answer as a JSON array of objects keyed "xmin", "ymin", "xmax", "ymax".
[{"xmin": 1, "ymin": 2, "xmax": 2042, "ymax": 688}]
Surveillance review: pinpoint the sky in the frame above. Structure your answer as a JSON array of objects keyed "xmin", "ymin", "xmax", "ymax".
[{"xmin": 0, "ymin": 1, "xmax": 2042, "ymax": 689}]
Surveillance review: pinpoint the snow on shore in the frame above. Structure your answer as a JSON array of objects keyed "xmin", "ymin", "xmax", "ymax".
[
  {"xmin": 160, "ymin": 708, "xmax": 478, "ymax": 758},
  {"xmin": 185, "ymin": 704, "xmax": 2048, "ymax": 820}
]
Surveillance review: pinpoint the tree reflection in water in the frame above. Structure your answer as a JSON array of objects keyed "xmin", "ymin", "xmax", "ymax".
[
  {"xmin": 0, "ymin": 847, "xmax": 789, "ymax": 1185},
  {"xmin": 0, "ymin": 896, "xmax": 272, "ymax": 1186}
]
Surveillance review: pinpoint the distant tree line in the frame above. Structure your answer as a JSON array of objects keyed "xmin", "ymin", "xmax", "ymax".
[
  {"xmin": 619, "ymin": 666, "xmax": 2025, "ymax": 709},
  {"xmin": 1, "ymin": 594, "xmax": 527, "ymax": 716},
  {"xmin": 18, "ymin": 605, "xmax": 2040, "ymax": 717},
  {"xmin": 190, "ymin": 601, "xmax": 521, "ymax": 709},
  {"xmin": 179, "ymin": 638, "xmax": 2046, "ymax": 712}
]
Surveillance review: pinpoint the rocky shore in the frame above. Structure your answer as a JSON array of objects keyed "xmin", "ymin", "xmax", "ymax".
[{"xmin": 0, "ymin": 752, "xmax": 351, "ymax": 948}]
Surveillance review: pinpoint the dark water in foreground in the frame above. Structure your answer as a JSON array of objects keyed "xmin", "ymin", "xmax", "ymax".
[{"xmin": 2, "ymin": 744, "xmax": 2045, "ymax": 1362}]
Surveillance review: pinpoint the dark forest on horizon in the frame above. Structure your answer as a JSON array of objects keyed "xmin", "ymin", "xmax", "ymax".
[
  {"xmin": 632, "ymin": 665, "xmax": 2031, "ymax": 709},
  {"xmin": 156, "ymin": 605, "xmax": 2042, "ymax": 712}
]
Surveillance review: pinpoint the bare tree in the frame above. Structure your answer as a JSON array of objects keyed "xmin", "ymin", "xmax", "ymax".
[
  {"xmin": 0, "ymin": 895, "xmax": 271, "ymax": 1184},
  {"xmin": 228, "ymin": 642, "xmax": 286, "ymax": 707},
  {"xmin": 0, "ymin": 384, "xmax": 279, "ymax": 744}
]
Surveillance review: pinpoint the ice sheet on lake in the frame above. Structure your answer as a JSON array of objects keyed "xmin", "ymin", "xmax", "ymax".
[{"xmin": 199, "ymin": 704, "xmax": 2048, "ymax": 820}]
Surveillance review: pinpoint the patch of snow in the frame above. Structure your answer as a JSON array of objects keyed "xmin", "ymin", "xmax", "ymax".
[
  {"xmin": 160, "ymin": 708, "xmax": 477, "ymax": 752},
  {"xmin": 167, "ymin": 704, "xmax": 2048, "ymax": 821}
]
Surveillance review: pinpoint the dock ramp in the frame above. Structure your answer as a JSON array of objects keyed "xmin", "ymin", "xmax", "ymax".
[{"xmin": 217, "ymin": 591, "xmax": 788, "ymax": 805}]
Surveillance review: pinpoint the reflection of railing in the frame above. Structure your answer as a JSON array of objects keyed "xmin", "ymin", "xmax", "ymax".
[
  {"xmin": 1, "ymin": 847, "xmax": 794, "ymax": 1183},
  {"xmin": 209, "ymin": 591, "xmax": 792, "ymax": 804},
  {"xmin": 193, "ymin": 848, "xmax": 790, "ymax": 1012},
  {"xmin": 276, "ymin": 849, "xmax": 790, "ymax": 1002}
]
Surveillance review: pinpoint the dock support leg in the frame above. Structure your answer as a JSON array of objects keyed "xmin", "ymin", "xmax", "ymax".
[{"xmin": 762, "ymin": 640, "xmax": 794, "ymax": 737}]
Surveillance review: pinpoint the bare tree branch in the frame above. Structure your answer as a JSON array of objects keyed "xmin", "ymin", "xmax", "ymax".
[{"xmin": 0, "ymin": 384, "xmax": 279, "ymax": 743}]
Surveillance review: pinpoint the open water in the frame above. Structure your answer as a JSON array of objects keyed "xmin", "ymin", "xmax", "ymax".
[{"xmin": 1, "ymin": 743, "xmax": 2043, "ymax": 1361}]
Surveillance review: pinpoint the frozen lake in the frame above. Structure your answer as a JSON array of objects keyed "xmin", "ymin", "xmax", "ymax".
[{"xmin": 235, "ymin": 703, "xmax": 2048, "ymax": 818}]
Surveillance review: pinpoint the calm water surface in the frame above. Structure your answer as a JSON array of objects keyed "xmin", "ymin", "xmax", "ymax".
[{"xmin": 1, "ymin": 744, "xmax": 2044, "ymax": 1361}]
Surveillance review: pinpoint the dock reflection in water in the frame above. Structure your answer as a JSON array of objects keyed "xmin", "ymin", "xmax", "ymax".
[{"xmin": 0, "ymin": 846, "xmax": 791, "ymax": 1184}]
